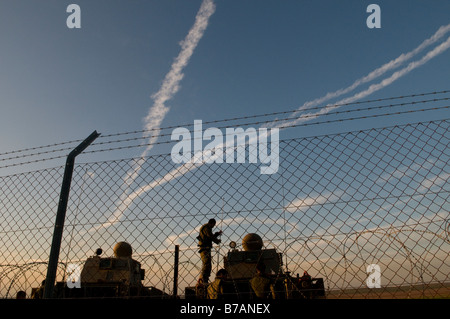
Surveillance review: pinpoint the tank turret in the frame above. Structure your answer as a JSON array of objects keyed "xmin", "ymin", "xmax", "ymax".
[
  {"xmin": 113, "ymin": 241, "xmax": 133, "ymax": 258},
  {"xmin": 242, "ymin": 233, "xmax": 263, "ymax": 251},
  {"xmin": 185, "ymin": 233, "xmax": 325, "ymax": 299},
  {"xmin": 224, "ymin": 233, "xmax": 282, "ymax": 280},
  {"xmin": 40, "ymin": 241, "xmax": 169, "ymax": 299},
  {"xmin": 219, "ymin": 233, "xmax": 325, "ymax": 299},
  {"xmin": 79, "ymin": 241, "xmax": 144, "ymax": 288}
]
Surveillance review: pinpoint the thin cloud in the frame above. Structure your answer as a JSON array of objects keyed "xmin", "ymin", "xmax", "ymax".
[
  {"xmin": 376, "ymin": 158, "xmax": 436, "ymax": 185},
  {"xmin": 418, "ymin": 172, "xmax": 450, "ymax": 193},
  {"xmin": 284, "ymin": 190, "xmax": 345, "ymax": 213}
]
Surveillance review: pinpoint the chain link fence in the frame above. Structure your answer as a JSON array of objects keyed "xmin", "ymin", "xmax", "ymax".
[{"xmin": 0, "ymin": 119, "xmax": 449, "ymax": 299}]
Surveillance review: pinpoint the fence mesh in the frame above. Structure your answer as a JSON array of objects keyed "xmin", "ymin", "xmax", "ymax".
[{"xmin": 0, "ymin": 119, "xmax": 449, "ymax": 299}]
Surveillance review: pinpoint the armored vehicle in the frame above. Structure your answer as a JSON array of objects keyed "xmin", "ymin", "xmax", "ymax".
[
  {"xmin": 186, "ymin": 233, "xmax": 326, "ymax": 299},
  {"xmin": 33, "ymin": 241, "xmax": 168, "ymax": 299}
]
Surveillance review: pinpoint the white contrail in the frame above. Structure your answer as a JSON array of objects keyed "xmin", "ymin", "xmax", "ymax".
[
  {"xmin": 292, "ymin": 24, "xmax": 450, "ymax": 115},
  {"xmin": 143, "ymin": 0, "xmax": 216, "ymax": 136},
  {"xmin": 123, "ymin": 0, "xmax": 216, "ymax": 187},
  {"xmin": 279, "ymin": 34, "xmax": 450, "ymax": 128},
  {"xmin": 91, "ymin": 0, "xmax": 216, "ymax": 231},
  {"xmin": 96, "ymin": 23, "xmax": 450, "ymax": 230},
  {"xmin": 335, "ymin": 35, "xmax": 450, "ymax": 105}
]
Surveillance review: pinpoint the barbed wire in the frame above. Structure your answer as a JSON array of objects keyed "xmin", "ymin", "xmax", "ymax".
[
  {"xmin": 1, "ymin": 102, "xmax": 448, "ymax": 170},
  {"xmin": 66, "ymin": 105, "xmax": 450, "ymax": 155},
  {"xmin": 1, "ymin": 89, "xmax": 449, "ymax": 160},
  {"xmin": 0, "ymin": 95, "xmax": 447, "ymax": 165},
  {"xmin": 96, "ymin": 89, "xmax": 450, "ymax": 138},
  {"xmin": 87, "ymin": 97, "xmax": 450, "ymax": 148}
]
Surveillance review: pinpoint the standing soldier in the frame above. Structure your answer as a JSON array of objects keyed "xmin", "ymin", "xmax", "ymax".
[{"xmin": 197, "ymin": 218, "xmax": 222, "ymax": 285}]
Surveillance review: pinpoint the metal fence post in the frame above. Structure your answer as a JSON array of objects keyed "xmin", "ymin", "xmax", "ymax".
[
  {"xmin": 44, "ymin": 131, "xmax": 100, "ymax": 299},
  {"xmin": 173, "ymin": 245, "xmax": 179, "ymax": 299}
]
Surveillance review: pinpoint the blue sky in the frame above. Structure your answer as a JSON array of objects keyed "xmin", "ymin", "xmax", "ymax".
[{"xmin": 0, "ymin": 0, "xmax": 449, "ymax": 172}]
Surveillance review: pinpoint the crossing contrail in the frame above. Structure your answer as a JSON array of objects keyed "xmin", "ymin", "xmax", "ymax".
[
  {"xmin": 292, "ymin": 24, "xmax": 450, "ymax": 115},
  {"xmin": 123, "ymin": 0, "xmax": 216, "ymax": 187},
  {"xmin": 279, "ymin": 33, "xmax": 450, "ymax": 128},
  {"xmin": 91, "ymin": 0, "xmax": 216, "ymax": 231}
]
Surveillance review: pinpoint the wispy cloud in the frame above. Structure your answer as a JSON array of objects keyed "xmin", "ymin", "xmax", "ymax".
[
  {"xmin": 376, "ymin": 158, "xmax": 436, "ymax": 185},
  {"xmin": 284, "ymin": 190, "xmax": 345, "ymax": 213},
  {"xmin": 418, "ymin": 172, "xmax": 450, "ymax": 193}
]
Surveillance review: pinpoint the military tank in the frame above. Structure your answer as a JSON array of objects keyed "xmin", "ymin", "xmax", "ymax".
[
  {"xmin": 33, "ymin": 241, "xmax": 168, "ymax": 299},
  {"xmin": 186, "ymin": 233, "xmax": 326, "ymax": 299}
]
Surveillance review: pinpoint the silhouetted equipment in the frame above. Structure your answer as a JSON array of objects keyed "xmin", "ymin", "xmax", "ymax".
[
  {"xmin": 226, "ymin": 233, "xmax": 282, "ymax": 280},
  {"xmin": 36, "ymin": 242, "xmax": 169, "ymax": 299},
  {"xmin": 113, "ymin": 241, "xmax": 133, "ymax": 258},
  {"xmin": 242, "ymin": 233, "xmax": 263, "ymax": 251},
  {"xmin": 44, "ymin": 131, "xmax": 101, "ymax": 299},
  {"xmin": 186, "ymin": 233, "xmax": 326, "ymax": 299}
]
